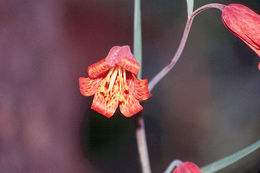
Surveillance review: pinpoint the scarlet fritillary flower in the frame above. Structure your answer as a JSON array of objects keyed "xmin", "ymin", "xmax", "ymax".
[
  {"xmin": 79, "ymin": 46, "xmax": 150, "ymax": 118},
  {"xmin": 173, "ymin": 162, "xmax": 202, "ymax": 173},
  {"xmin": 221, "ymin": 4, "xmax": 260, "ymax": 69}
]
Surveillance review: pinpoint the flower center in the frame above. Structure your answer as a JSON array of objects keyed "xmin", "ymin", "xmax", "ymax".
[
  {"xmin": 107, "ymin": 66, "xmax": 127, "ymax": 91},
  {"xmin": 95, "ymin": 66, "xmax": 130, "ymax": 104}
]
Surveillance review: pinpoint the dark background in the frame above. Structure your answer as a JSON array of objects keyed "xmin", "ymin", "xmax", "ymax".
[{"xmin": 0, "ymin": 0, "xmax": 259, "ymax": 173}]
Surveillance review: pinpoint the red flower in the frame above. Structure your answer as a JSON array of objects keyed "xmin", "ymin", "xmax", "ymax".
[
  {"xmin": 79, "ymin": 46, "xmax": 150, "ymax": 118},
  {"xmin": 221, "ymin": 4, "xmax": 260, "ymax": 69},
  {"xmin": 173, "ymin": 162, "xmax": 202, "ymax": 173}
]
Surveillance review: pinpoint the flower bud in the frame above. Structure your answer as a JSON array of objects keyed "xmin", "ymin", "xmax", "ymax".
[
  {"xmin": 222, "ymin": 4, "xmax": 260, "ymax": 69},
  {"xmin": 173, "ymin": 162, "xmax": 202, "ymax": 173}
]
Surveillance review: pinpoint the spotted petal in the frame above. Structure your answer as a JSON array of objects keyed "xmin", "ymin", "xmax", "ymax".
[
  {"xmin": 79, "ymin": 77, "xmax": 102, "ymax": 96},
  {"xmin": 88, "ymin": 59, "xmax": 111, "ymax": 78},
  {"xmin": 119, "ymin": 93, "xmax": 143, "ymax": 117},
  {"xmin": 131, "ymin": 75, "xmax": 150, "ymax": 101},
  {"xmin": 117, "ymin": 57, "xmax": 140, "ymax": 75},
  {"xmin": 91, "ymin": 93, "xmax": 119, "ymax": 118},
  {"xmin": 90, "ymin": 77, "xmax": 120, "ymax": 118}
]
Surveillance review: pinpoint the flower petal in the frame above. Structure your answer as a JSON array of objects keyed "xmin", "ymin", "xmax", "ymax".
[
  {"xmin": 243, "ymin": 35, "xmax": 260, "ymax": 56},
  {"xmin": 173, "ymin": 162, "xmax": 202, "ymax": 173},
  {"xmin": 91, "ymin": 93, "xmax": 119, "ymax": 118},
  {"xmin": 105, "ymin": 46, "xmax": 121, "ymax": 66},
  {"xmin": 105, "ymin": 45, "xmax": 137, "ymax": 66},
  {"xmin": 117, "ymin": 45, "xmax": 136, "ymax": 61},
  {"xmin": 91, "ymin": 77, "xmax": 119, "ymax": 118},
  {"xmin": 79, "ymin": 77, "xmax": 102, "ymax": 96},
  {"xmin": 119, "ymin": 93, "xmax": 143, "ymax": 117},
  {"xmin": 117, "ymin": 57, "xmax": 140, "ymax": 75},
  {"xmin": 129, "ymin": 75, "xmax": 150, "ymax": 101},
  {"xmin": 88, "ymin": 59, "xmax": 111, "ymax": 78},
  {"xmin": 223, "ymin": 24, "xmax": 260, "ymax": 56}
]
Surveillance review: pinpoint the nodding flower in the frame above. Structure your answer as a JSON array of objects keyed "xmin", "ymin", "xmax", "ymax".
[
  {"xmin": 172, "ymin": 162, "xmax": 202, "ymax": 173},
  {"xmin": 79, "ymin": 46, "xmax": 150, "ymax": 118},
  {"xmin": 221, "ymin": 4, "xmax": 260, "ymax": 69}
]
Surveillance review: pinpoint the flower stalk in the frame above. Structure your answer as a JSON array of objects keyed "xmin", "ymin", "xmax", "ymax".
[
  {"xmin": 134, "ymin": 0, "xmax": 151, "ymax": 173},
  {"xmin": 148, "ymin": 3, "xmax": 225, "ymax": 92},
  {"xmin": 135, "ymin": 114, "xmax": 151, "ymax": 173},
  {"xmin": 164, "ymin": 160, "xmax": 183, "ymax": 173}
]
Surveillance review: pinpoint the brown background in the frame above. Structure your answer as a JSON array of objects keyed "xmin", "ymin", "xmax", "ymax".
[{"xmin": 0, "ymin": 0, "xmax": 259, "ymax": 173}]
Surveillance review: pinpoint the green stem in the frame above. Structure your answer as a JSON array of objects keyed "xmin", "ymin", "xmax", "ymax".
[
  {"xmin": 134, "ymin": 0, "xmax": 151, "ymax": 173},
  {"xmin": 164, "ymin": 160, "xmax": 183, "ymax": 173},
  {"xmin": 134, "ymin": 0, "xmax": 142, "ymax": 79}
]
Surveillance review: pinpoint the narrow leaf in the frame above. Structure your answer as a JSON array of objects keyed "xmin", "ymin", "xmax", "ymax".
[
  {"xmin": 201, "ymin": 139, "xmax": 260, "ymax": 173},
  {"xmin": 186, "ymin": 0, "xmax": 194, "ymax": 18}
]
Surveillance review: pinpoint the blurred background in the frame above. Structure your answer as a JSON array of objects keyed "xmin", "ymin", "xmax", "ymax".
[{"xmin": 0, "ymin": 0, "xmax": 259, "ymax": 172}]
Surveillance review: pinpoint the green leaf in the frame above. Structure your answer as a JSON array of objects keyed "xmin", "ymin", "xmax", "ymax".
[
  {"xmin": 186, "ymin": 0, "xmax": 194, "ymax": 17},
  {"xmin": 134, "ymin": 0, "xmax": 142, "ymax": 78},
  {"xmin": 201, "ymin": 139, "xmax": 260, "ymax": 173}
]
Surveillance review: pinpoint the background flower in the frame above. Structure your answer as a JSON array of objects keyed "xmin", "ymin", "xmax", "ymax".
[
  {"xmin": 173, "ymin": 162, "xmax": 202, "ymax": 173},
  {"xmin": 222, "ymin": 4, "xmax": 260, "ymax": 57},
  {"xmin": 222, "ymin": 4, "xmax": 260, "ymax": 70}
]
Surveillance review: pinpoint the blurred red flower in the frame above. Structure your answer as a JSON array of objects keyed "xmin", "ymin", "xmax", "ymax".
[
  {"xmin": 173, "ymin": 162, "xmax": 202, "ymax": 173},
  {"xmin": 222, "ymin": 4, "xmax": 260, "ymax": 69},
  {"xmin": 79, "ymin": 46, "xmax": 150, "ymax": 118}
]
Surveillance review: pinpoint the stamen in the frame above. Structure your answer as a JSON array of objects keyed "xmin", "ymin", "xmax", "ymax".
[
  {"xmin": 106, "ymin": 68, "xmax": 114, "ymax": 79},
  {"xmin": 118, "ymin": 68, "xmax": 122, "ymax": 91},
  {"xmin": 118, "ymin": 67, "xmax": 122, "ymax": 79},
  {"xmin": 108, "ymin": 67, "xmax": 118, "ymax": 90},
  {"xmin": 123, "ymin": 69, "xmax": 126, "ymax": 82}
]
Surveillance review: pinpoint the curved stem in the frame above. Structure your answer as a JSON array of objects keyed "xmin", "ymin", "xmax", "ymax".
[
  {"xmin": 148, "ymin": 3, "xmax": 225, "ymax": 92},
  {"xmin": 164, "ymin": 160, "xmax": 183, "ymax": 173}
]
